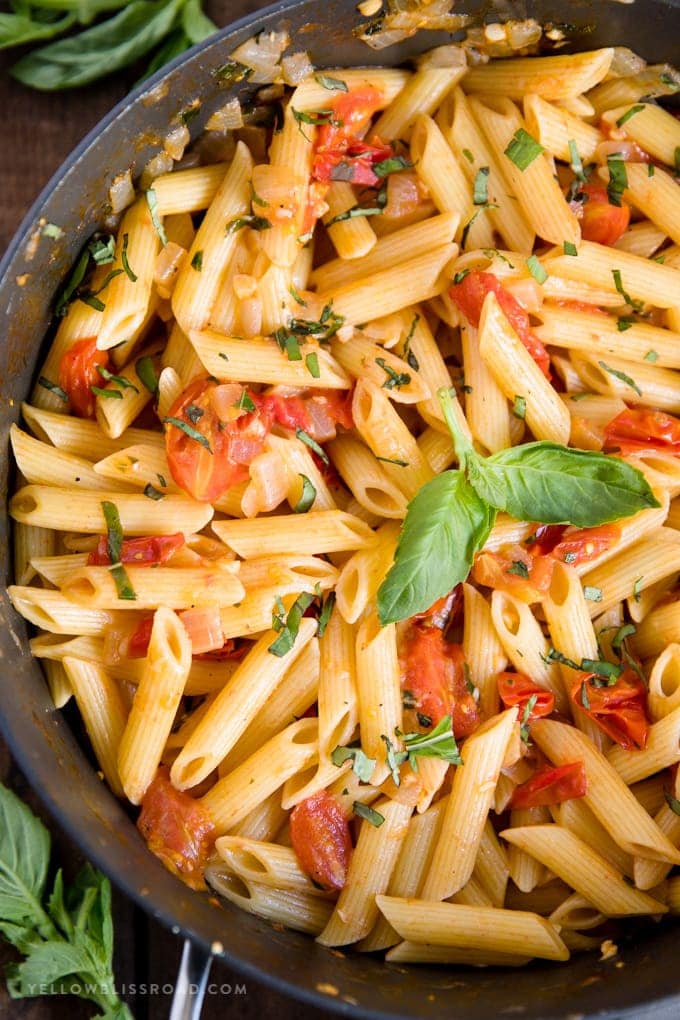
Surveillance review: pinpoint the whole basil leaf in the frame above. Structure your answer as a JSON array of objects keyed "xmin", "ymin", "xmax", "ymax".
[
  {"xmin": 473, "ymin": 442, "xmax": 660, "ymax": 527},
  {"xmin": 181, "ymin": 0, "xmax": 217, "ymax": 43},
  {"xmin": 377, "ymin": 471, "xmax": 495, "ymax": 625},
  {"xmin": 0, "ymin": 783, "xmax": 50, "ymax": 926},
  {"xmin": 0, "ymin": 11, "xmax": 76, "ymax": 50},
  {"xmin": 11, "ymin": 0, "xmax": 185, "ymax": 90}
]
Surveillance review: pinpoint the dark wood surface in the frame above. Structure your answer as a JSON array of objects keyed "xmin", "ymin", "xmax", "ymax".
[{"xmin": 0, "ymin": 3, "xmax": 330, "ymax": 1017}]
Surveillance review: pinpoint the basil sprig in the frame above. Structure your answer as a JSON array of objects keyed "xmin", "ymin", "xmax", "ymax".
[{"xmin": 377, "ymin": 389, "xmax": 659, "ymax": 625}]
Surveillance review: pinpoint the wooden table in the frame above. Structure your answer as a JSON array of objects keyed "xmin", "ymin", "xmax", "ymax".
[{"xmin": 0, "ymin": 3, "xmax": 331, "ymax": 1016}]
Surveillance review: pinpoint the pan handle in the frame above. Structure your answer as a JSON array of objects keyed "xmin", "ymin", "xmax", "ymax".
[{"xmin": 169, "ymin": 938, "xmax": 213, "ymax": 1020}]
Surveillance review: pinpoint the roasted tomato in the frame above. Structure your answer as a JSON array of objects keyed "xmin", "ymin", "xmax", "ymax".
[
  {"xmin": 400, "ymin": 626, "xmax": 479, "ymax": 737},
  {"xmin": 314, "ymin": 139, "xmax": 395, "ymax": 187},
  {"xmin": 449, "ymin": 270, "xmax": 551, "ymax": 379},
  {"xmin": 472, "ymin": 547, "xmax": 555, "ymax": 603},
  {"xmin": 165, "ymin": 378, "xmax": 273, "ymax": 502},
  {"xmin": 412, "ymin": 586, "xmax": 462, "ymax": 631},
  {"xmin": 59, "ymin": 337, "xmax": 110, "ymax": 418},
  {"xmin": 128, "ymin": 615, "xmax": 154, "ymax": 659},
  {"xmin": 510, "ymin": 761, "xmax": 587, "ymax": 810},
  {"xmin": 604, "ymin": 407, "xmax": 680, "ymax": 456},
  {"xmin": 87, "ymin": 533, "xmax": 185, "ymax": 566},
  {"xmin": 550, "ymin": 524, "xmax": 620, "ymax": 567},
  {"xmin": 497, "ymin": 672, "xmax": 555, "ymax": 721},
  {"xmin": 290, "ymin": 790, "xmax": 352, "ymax": 891},
  {"xmin": 578, "ymin": 183, "xmax": 630, "ymax": 246},
  {"xmin": 137, "ymin": 767, "xmax": 215, "ymax": 890},
  {"xmin": 570, "ymin": 665, "xmax": 649, "ymax": 750}
]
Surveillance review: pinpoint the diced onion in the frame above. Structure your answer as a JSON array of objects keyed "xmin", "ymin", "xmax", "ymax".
[
  {"xmin": 140, "ymin": 150, "xmax": 174, "ymax": 190},
  {"xmin": 241, "ymin": 451, "xmax": 290, "ymax": 518},
  {"xmin": 609, "ymin": 46, "xmax": 647, "ymax": 78},
  {"xmin": 213, "ymin": 383, "xmax": 249, "ymax": 422},
  {"xmin": 230, "ymin": 30, "xmax": 289, "ymax": 83},
  {"xmin": 179, "ymin": 607, "xmax": 224, "ymax": 655},
  {"xmin": 206, "ymin": 99, "xmax": 244, "ymax": 132},
  {"xmin": 281, "ymin": 51, "xmax": 314, "ymax": 85},
  {"xmin": 164, "ymin": 124, "xmax": 190, "ymax": 162},
  {"xmin": 153, "ymin": 242, "xmax": 187, "ymax": 299},
  {"xmin": 415, "ymin": 43, "xmax": 467, "ymax": 70},
  {"xmin": 108, "ymin": 169, "xmax": 135, "ymax": 216}
]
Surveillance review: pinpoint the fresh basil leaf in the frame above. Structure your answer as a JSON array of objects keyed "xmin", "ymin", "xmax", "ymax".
[
  {"xmin": 331, "ymin": 745, "xmax": 376, "ymax": 782},
  {"xmin": 0, "ymin": 784, "xmax": 50, "ymax": 925},
  {"xmin": 0, "ymin": 10, "xmax": 77, "ymax": 51},
  {"xmin": 402, "ymin": 715, "xmax": 462, "ymax": 766},
  {"xmin": 11, "ymin": 0, "xmax": 185, "ymax": 90},
  {"xmin": 180, "ymin": 0, "xmax": 217, "ymax": 43},
  {"xmin": 268, "ymin": 592, "xmax": 315, "ymax": 656},
  {"xmin": 377, "ymin": 470, "xmax": 495, "ymax": 625},
  {"xmin": 473, "ymin": 442, "xmax": 659, "ymax": 527}
]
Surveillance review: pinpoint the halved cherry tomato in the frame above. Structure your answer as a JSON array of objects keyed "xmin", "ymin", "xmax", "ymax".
[
  {"xmin": 137, "ymin": 766, "xmax": 215, "ymax": 890},
  {"xmin": 570, "ymin": 665, "xmax": 649, "ymax": 750},
  {"xmin": 579, "ymin": 183, "xmax": 630, "ymax": 246},
  {"xmin": 261, "ymin": 389, "xmax": 353, "ymax": 439},
  {"xmin": 314, "ymin": 139, "xmax": 395, "ymax": 187},
  {"xmin": 290, "ymin": 790, "xmax": 352, "ymax": 891},
  {"xmin": 510, "ymin": 761, "xmax": 587, "ymax": 810},
  {"xmin": 603, "ymin": 407, "xmax": 680, "ymax": 456},
  {"xmin": 315, "ymin": 85, "xmax": 385, "ymax": 153},
  {"xmin": 550, "ymin": 524, "xmax": 620, "ymax": 567},
  {"xmin": 526, "ymin": 524, "xmax": 568, "ymax": 557},
  {"xmin": 472, "ymin": 547, "xmax": 555, "ymax": 603},
  {"xmin": 449, "ymin": 271, "xmax": 551, "ymax": 379},
  {"xmin": 400, "ymin": 626, "xmax": 480, "ymax": 737},
  {"xmin": 497, "ymin": 672, "xmax": 555, "ymax": 721},
  {"xmin": 59, "ymin": 337, "xmax": 110, "ymax": 419},
  {"xmin": 87, "ymin": 532, "xmax": 185, "ymax": 567},
  {"xmin": 165, "ymin": 378, "xmax": 273, "ymax": 502}
]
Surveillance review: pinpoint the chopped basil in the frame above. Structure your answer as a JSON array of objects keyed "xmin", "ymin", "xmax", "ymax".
[
  {"xmin": 401, "ymin": 715, "xmax": 463, "ymax": 767},
  {"xmin": 316, "ymin": 591, "xmax": 335, "ymax": 638},
  {"xmin": 42, "ymin": 222, "xmax": 63, "ymax": 240},
  {"xmin": 545, "ymin": 647, "xmax": 623, "ymax": 680},
  {"xmin": 274, "ymin": 329, "xmax": 302, "ymax": 362},
  {"xmin": 377, "ymin": 456, "xmax": 409, "ymax": 467},
  {"xmin": 563, "ymin": 241, "xmax": 578, "ymax": 256},
  {"xmin": 54, "ymin": 249, "xmax": 92, "ymax": 317},
  {"xmin": 580, "ymin": 679, "xmax": 591, "ymax": 709},
  {"xmin": 218, "ymin": 352, "xmax": 229, "ymax": 361},
  {"xmin": 611, "ymin": 623, "xmax": 636, "ymax": 650},
  {"xmin": 507, "ymin": 560, "xmax": 529, "ymax": 578},
  {"xmin": 191, "ymin": 250, "xmax": 203, "ymax": 271},
  {"xmin": 157, "ymin": 473, "xmax": 167, "ymax": 488},
  {"xmin": 403, "ymin": 314, "xmax": 420, "ymax": 372},
  {"xmin": 89, "ymin": 236, "xmax": 116, "ymax": 265},
  {"xmin": 633, "ymin": 576, "xmax": 643, "ymax": 602},
  {"xmin": 289, "ymin": 284, "xmax": 307, "ymax": 306},
  {"xmin": 135, "ymin": 356, "xmax": 158, "ymax": 395},
  {"xmin": 90, "ymin": 386, "xmax": 122, "ymax": 400},
  {"xmin": 79, "ymin": 266, "xmax": 124, "ymax": 312},
  {"xmin": 616, "ymin": 104, "xmax": 646, "ymax": 128},
  {"xmin": 162, "ymin": 416, "xmax": 212, "ymax": 452},
  {"xmin": 226, "ymin": 215, "xmax": 272, "ymax": 234},
  {"xmin": 504, "ymin": 128, "xmax": 544, "ymax": 171},
  {"xmin": 38, "ymin": 376, "xmax": 67, "ymax": 401},
  {"xmin": 235, "ymin": 389, "xmax": 256, "ymax": 413},
  {"xmin": 563, "ymin": 551, "xmax": 577, "ymax": 563},
  {"xmin": 96, "ymin": 365, "xmax": 138, "ymax": 392},
  {"xmin": 462, "ymin": 148, "xmax": 475, "ymax": 163},
  {"xmin": 612, "ymin": 269, "xmax": 644, "ymax": 312},
  {"xmin": 483, "ymin": 249, "xmax": 515, "ymax": 269},
  {"xmin": 143, "ymin": 483, "xmax": 165, "ymax": 500},
  {"xmin": 292, "ymin": 107, "xmax": 335, "ymax": 125},
  {"xmin": 453, "ymin": 270, "xmax": 470, "ymax": 285},
  {"xmin": 520, "ymin": 694, "xmax": 537, "ymax": 744},
  {"xmin": 598, "ymin": 360, "xmax": 642, "ymax": 397},
  {"xmin": 146, "ymin": 188, "xmax": 167, "ymax": 247},
  {"xmin": 314, "ymin": 73, "xmax": 348, "ymax": 92},
  {"xmin": 295, "ymin": 427, "xmax": 329, "ymax": 464},
  {"xmin": 460, "ymin": 203, "xmax": 498, "ymax": 248},
  {"xmin": 648, "ymin": 164, "xmax": 656, "ymax": 178},
  {"xmin": 331, "ymin": 745, "xmax": 375, "ymax": 782},
  {"xmin": 373, "ymin": 155, "xmax": 412, "ymax": 178},
  {"xmin": 101, "ymin": 501, "xmax": 136, "ymax": 601},
  {"xmin": 376, "ymin": 357, "xmax": 410, "ymax": 391},
  {"xmin": 665, "ymin": 792, "xmax": 680, "ymax": 816},
  {"xmin": 660, "ymin": 72, "xmax": 680, "ymax": 90},
  {"xmin": 213, "ymin": 60, "xmax": 252, "ymax": 83},
  {"xmin": 513, "ymin": 395, "xmax": 526, "ymax": 420},
  {"xmin": 288, "ymin": 304, "xmax": 345, "ymax": 342},
  {"xmin": 568, "ymin": 139, "xmax": 586, "ymax": 182},
  {"xmin": 120, "ymin": 232, "xmax": 137, "ymax": 282},
  {"xmin": 325, "ymin": 189, "xmax": 387, "ymax": 226},
  {"xmin": 526, "ymin": 254, "xmax": 547, "ymax": 284},
  {"xmin": 644, "ymin": 350, "xmax": 659, "ymax": 363},
  {"xmin": 294, "ymin": 474, "xmax": 316, "ymax": 513},
  {"xmin": 606, "ymin": 155, "xmax": 628, "ymax": 207},
  {"xmin": 675, "ymin": 147, "xmax": 680, "ymax": 176},
  {"xmin": 617, "ymin": 317, "xmax": 634, "ymax": 332},
  {"xmin": 473, "ymin": 166, "xmax": 490, "ymax": 205},
  {"xmin": 305, "ymin": 352, "xmax": 321, "ymax": 379},
  {"xmin": 353, "ymin": 802, "xmax": 385, "ymax": 827},
  {"xmin": 268, "ymin": 591, "xmax": 315, "ymax": 656},
  {"xmin": 381, "ymin": 733, "xmax": 403, "ymax": 786},
  {"xmin": 583, "ymin": 585, "xmax": 603, "ymax": 602},
  {"xmin": 179, "ymin": 105, "xmax": 200, "ymax": 126},
  {"xmin": 185, "ymin": 403, "xmax": 204, "ymax": 424}
]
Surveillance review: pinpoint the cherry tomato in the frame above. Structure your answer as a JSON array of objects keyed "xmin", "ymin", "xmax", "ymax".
[
  {"xmin": 497, "ymin": 672, "xmax": 555, "ymax": 721},
  {"xmin": 579, "ymin": 184, "xmax": 630, "ymax": 246},
  {"xmin": 472, "ymin": 548, "xmax": 555, "ymax": 603},
  {"xmin": 128, "ymin": 615, "xmax": 154, "ymax": 658},
  {"xmin": 550, "ymin": 524, "xmax": 620, "ymax": 567},
  {"xmin": 570, "ymin": 665, "xmax": 649, "ymax": 750},
  {"xmin": 400, "ymin": 626, "xmax": 480, "ymax": 737},
  {"xmin": 59, "ymin": 337, "xmax": 110, "ymax": 419},
  {"xmin": 261, "ymin": 389, "xmax": 353, "ymax": 439},
  {"xmin": 137, "ymin": 767, "xmax": 215, "ymax": 890},
  {"xmin": 449, "ymin": 271, "xmax": 551, "ymax": 379},
  {"xmin": 87, "ymin": 532, "xmax": 185, "ymax": 567},
  {"xmin": 314, "ymin": 139, "xmax": 395, "ymax": 187},
  {"xmin": 165, "ymin": 378, "xmax": 273, "ymax": 503},
  {"xmin": 604, "ymin": 407, "xmax": 680, "ymax": 456},
  {"xmin": 290, "ymin": 790, "xmax": 352, "ymax": 891},
  {"xmin": 510, "ymin": 761, "xmax": 587, "ymax": 810},
  {"xmin": 526, "ymin": 524, "xmax": 568, "ymax": 557},
  {"xmin": 316, "ymin": 86, "xmax": 385, "ymax": 152}
]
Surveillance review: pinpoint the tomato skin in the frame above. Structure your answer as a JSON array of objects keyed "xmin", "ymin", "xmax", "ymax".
[
  {"xmin": 449, "ymin": 271, "xmax": 551, "ymax": 379},
  {"xmin": 314, "ymin": 140, "xmax": 394, "ymax": 187},
  {"xmin": 290, "ymin": 791, "xmax": 352, "ymax": 891},
  {"xmin": 551, "ymin": 524, "xmax": 620, "ymax": 567},
  {"xmin": 59, "ymin": 337, "xmax": 110, "ymax": 419},
  {"xmin": 413, "ymin": 586, "xmax": 462, "ymax": 631},
  {"xmin": 400, "ymin": 626, "xmax": 480, "ymax": 737},
  {"xmin": 137, "ymin": 766, "xmax": 215, "ymax": 889},
  {"xmin": 128, "ymin": 615, "xmax": 154, "ymax": 658},
  {"xmin": 313, "ymin": 86, "xmax": 387, "ymax": 186},
  {"xmin": 165, "ymin": 378, "xmax": 273, "ymax": 503},
  {"xmin": 510, "ymin": 761, "xmax": 587, "ymax": 810},
  {"xmin": 579, "ymin": 184, "xmax": 630, "ymax": 246},
  {"xmin": 88, "ymin": 532, "xmax": 185, "ymax": 567},
  {"xmin": 604, "ymin": 408, "xmax": 680, "ymax": 456},
  {"xmin": 497, "ymin": 672, "xmax": 554, "ymax": 721},
  {"xmin": 570, "ymin": 665, "xmax": 649, "ymax": 750},
  {"xmin": 317, "ymin": 86, "xmax": 385, "ymax": 150}
]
